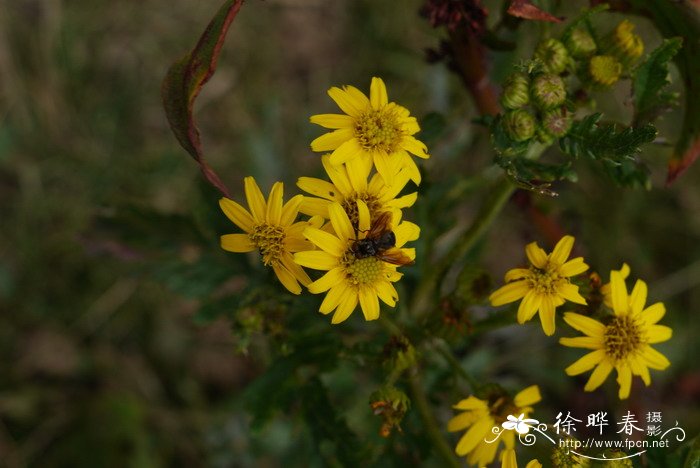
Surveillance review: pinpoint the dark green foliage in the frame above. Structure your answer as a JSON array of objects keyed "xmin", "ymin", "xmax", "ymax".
[
  {"xmin": 633, "ymin": 37, "xmax": 683, "ymax": 125},
  {"xmin": 495, "ymin": 155, "xmax": 576, "ymax": 195},
  {"xmin": 559, "ymin": 113, "xmax": 656, "ymax": 187}
]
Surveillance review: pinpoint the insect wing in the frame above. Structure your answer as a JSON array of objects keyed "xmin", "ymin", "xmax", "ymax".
[
  {"xmin": 367, "ymin": 211, "xmax": 393, "ymax": 239},
  {"xmin": 376, "ymin": 248, "xmax": 414, "ymax": 266}
]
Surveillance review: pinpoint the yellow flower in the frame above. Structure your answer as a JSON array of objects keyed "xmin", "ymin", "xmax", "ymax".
[
  {"xmin": 219, "ymin": 177, "xmax": 316, "ymax": 295},
  {"xmin": 502, "ymin": 449, "xmax": 542, "ymax": 468},
  {"xmin": 297, "ymin": 154, "xmax": 417, "ymax": 225},
  {"xmin": 560, "ymin": 271, "xmax": 673, "ymax": 399},
  {"xmin": 293, "ymin": 201, "xmax": 418, "ymax": 324},
  {"xmin": 448, "ymin": 385, "xmax": 541, "ymax": 467},
  {"xmin": 309, "ymin": 76, "xmax": 430, "ymax": 186},
  {"xmin": 489, "ymin": 236, "xmax": 589, "ymax": 336}
]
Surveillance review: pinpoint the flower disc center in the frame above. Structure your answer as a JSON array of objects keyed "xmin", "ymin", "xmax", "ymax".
[
  {"xmin": 345, "ymin": 255, "xmax": 383, "ymax": 285},
  {"xmin": 249, "ymin": 223, "xmax": 286, "ymax": 265},
  {"xmin": 604, "ymin": 314, "xmax": 644, "ymax": 361},
  {"xmin": 355, "ymin": 109, "xmax": 402, "ymax": 153}
]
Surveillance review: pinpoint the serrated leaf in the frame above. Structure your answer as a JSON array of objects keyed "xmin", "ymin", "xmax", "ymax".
[
  {"xmin": 162, "ymin": 0, "xmax": 244, "ymax": 197},
  {"xmin": 633, "ymin": 37, "xmax": 683, "ymax": 125},
  {"xmin": 495, "ymin": 156, "xmax": 576, "ymax": 196},
  {"xmin": 560, "ymin": 113, "xmax": 656, "ymax": 162}
]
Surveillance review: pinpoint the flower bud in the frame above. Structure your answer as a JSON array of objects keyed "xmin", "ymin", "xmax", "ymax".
[
  {"xmin": 541, "ymin": 107, "xmax": 572, "ymax": 138},
  {"xmin": 369, "ymin": 386, "xmax": 410, "ymax": 437},
  {"xmin": 565, "ymin": 28, "xmax": 597, "ymax": 58},
  {"xmin": 502, "ymin": 109, "xmax": 536, "ymax": 142},
  {"xmin": 588, "ymin": 55, "xmax": 622, "ymax": 87},
  {"xmin": 531, "ymin": 74, "xmax": 567, "ymax": 110},
  {"xmin": 534, "ymin": 38, "xmax": 570, "ymax": 75},
  {"xmin": 606, "ymin": 20, "xmax": 644, "ymax": 67},
  {"xmin": 500, "ymin": 72, "xmax": 530, "ymax": 109}
]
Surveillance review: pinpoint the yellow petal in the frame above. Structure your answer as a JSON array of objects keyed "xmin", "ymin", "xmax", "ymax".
[
  {"xmin": 539, "ymin": 295, "xmax": 556, "ymax": 336},
  {"xmin": 642, "ymin": 346, "xmax": 671, "ymax": 370},
  {"xmin": 455, "ymin": 416, "xmax": 493, "ymax": 456},
  {"xmin": 565, "ymin": 349, "xmax": 605, "ymax": 375},
  {"xmin": 272, "ymin": 263, "xmax": 302, "ymax": 295},
  {"xmin": 629, "ymin": 279, "xmax": 648, "ymax": 316},
  {"xmin": 329, "ymin": 203, "xmax": 355, "ymax": 242},
  {"xmin": 452, "ymin": 395, "xmax": 488, "ymax": 411},
  {"xmin": 399, "ymin": 151, "xmax": 422, "ymax": 184},
  {"xmin": 647, "ymin": 325, "xmax": 672, "ymax": 343},
  {"xmin": 327, "ymin": 86, "xmax": 366, "ymax": 117},
  {"xmin": 359, "ymin": 286, "xmax": 380, "ymax": 321},
  {"xmin": 319, "ymin": 283, "xmax": 350, "ymax": 315},
  {"xmin": 331, "ymin": 289, "xmax": 358, "ymax": 324},
  {"xmin": 447, "ymin": 411, "xmax": 476, "ymax": 432},
  {"xmin": 389, "ymin": 192, "xmax": 417, "ymax": 209},
  {"xmin": 559, "ymin": 336, "xmax": 602, "ymax": 349},
  {"xmin": 584, "ymin": 359, "xmax": 613, "ymax": 391},
  {"xmin": 369, "ymin": 76, "xmax": 388, "ymax": 109},
  {"xmin": 281, "ymin": 252, "xmax": 311, "ymax": 286},
  {"xmin": 309, "ymin": 113, "xmax": 354, "ymax": 129},
  {"xmin": 501, "ymin": 449, "xmax": 517, "ymax": 468},
  {"xmin": 344, "ymin": 158, "xmax": 369, "ymax": 193},
  {"xmin": 374, "ymin": 281, "xmax": 398, "ymax": 307},
  {"xmin": 549, "ymin": 235, "xmax": 575, "ymax": 265},
  {"xmin": 266, "ymin": 182, "xmax": 284, "ymax": 224},
  {"xmin": 489, "ymin": 281, "xmax": 530, "ymax": 306},
  {"xmin": 616, "ymin": 365, "xmax": 633, "ymax": 399},
  {"xmin": 642, "ymin": 302, "xmax": 665, "ymax": 325},
  {"xmin": 294, "ymin": 250, "xmax": 338, "ymax": 271},
  {"xmin": 308, "ymin": 267, "xmax": 346, "ymax": 294},
  {"xmin": 303, "ymin": 226, "xmax": 345, "ymax": 256},
  {"xmin": 244, "ymin": 176, "xmax": 267, "ymax": 222},
  {"xmin": 374, "ymin": 151, "xmax": 397, "ymax": 187},
  {"xmin": 517, "ymin": 290, "xmax": 541, "ymax": 323},
  {"xmin": 342, "ymin": 85, "xmax": 371, "ymax": 111},
  {"xmin": 297, "ymin": 177, "xmax": 339, "ymax": 201},
  {"xmin": 525, "ymin": 242, "xmax": 548, "ymax": 269},
  {"xmin": 559, "ymin": 257, "xmax": 589, "ymax": 277},
  {"xmin": 629, "ymin": 355, "xmax": 651, "ymax": 386},
  {"xmin": 220, "ymin": 234, "xmax": 255, "ymax": 253},
  {"xmin": 394, "ymin": 221, "xmax": 419, "ymax": 247},
  {"xmin": 610, "ymin": 270, "xmax": 629, "ymax": 316},
  {"xmin": 320, "ymin": 155, "xmax": 353, "ymax": 195},
  {"xmin": 280, "ymin": 194, "xmax": 304, "ymax": 226},
  {"xmin": 525, "ymin": 460, "xmax": 543, "ymax": 468},
  {"xmin": 298, "ymin": 196, "xmax": 330, "ymax": 218},
  {"xmin": 219, "ymin": 197, "xmax": 254, "ymax": 232},
  {"xmin": 505, "ymin": 268, "xmax": 531, "ymax": 282},
  {"xmin": 401, "ymin": 135, "xmax": 429, "ymax": 158},
  {"xmin": 563, "ymin": 312, "xmax": 606, "ymax": 337},
  {"xmin": 558, "ymin": 282, "xmax": 587, "ymax": 305},
  {"xmin": 514, "ymin": 385, "xmax": 541, "ymax": 407},
  {"xmin": 328, "ymin": 138, "xmax": 363, "ymax": 165},
  {"xmin": 311, "ymin": 128, "xmax": 354, "ymax": 152}
]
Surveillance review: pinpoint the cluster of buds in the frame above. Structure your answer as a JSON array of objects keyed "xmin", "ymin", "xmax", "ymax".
[
  {"xmin": 369, "ymin": 386, "xmax": 410, "ymax": 437},
  {"xmin": 499, "ymin": 39, "xmax": 571, "ymax": 143},
  {"xmin": 497, "ymin": 19, "xmax": 645, "ymax": 144}
]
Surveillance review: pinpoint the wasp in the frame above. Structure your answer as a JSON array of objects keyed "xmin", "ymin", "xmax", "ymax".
[{"xmin": 351, "ymin": 211, "xmax": 414, "ymax": 266}]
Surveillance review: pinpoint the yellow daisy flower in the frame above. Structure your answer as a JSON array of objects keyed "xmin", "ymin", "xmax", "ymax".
[
  {"xmin": 219, "ymin": 176, "xmax": 316, "ymax": 295},
  {"xmin": 309, "ymin": 76, "xmax": 430, "ymax": 186},
  {"xmin": 560, "ymin": 271, "xmax": 673, "ymax": 399},
  {"xmin": 502, "ymin": 449, "xmax": 542, "ymax": 468},
  {"xmin": 297, "ymin": 154, "xmax": 417, "ymax": 225},
  {"xmin": 448, "ymin": 385, "xmax": 541, "ymax": 467},
  {"xmin": 489, "ymin": 235, "xmax": 589, "ymax": 336},
  {"xmin": 293, "ymin": 201, "xmax": 419, "ymax": 324}
]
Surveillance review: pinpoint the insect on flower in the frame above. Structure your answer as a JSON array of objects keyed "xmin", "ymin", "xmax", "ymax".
[{"xmin": 351, "ymin": 211, "xmax": 414, "ymax": 266}]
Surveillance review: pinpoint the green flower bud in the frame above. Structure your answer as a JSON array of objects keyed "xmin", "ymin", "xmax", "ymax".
[
  {"xmin": 606, "ymin": 20, "xmax": 644, "ymax": 68},
  {"xmin": 565, "ymin": 28, "xmax": 597, "ymax": 58},
  {"xmin": 531, "ymin": 74, "xmax": 567, "ymax": 110},
  {"xmin": 502, "ymin": 109, "xmax": 536, "ymax": 142},
  {"xmin": 541, "ymin": 107, "xmax": 572, "ymax": 138},
  {"xmin": 536, "ymin": 126, "xmax": 555, "ymax": 145},
  {"xmin": 589, "ymin": 55, "xmax": 622, "ymax": 87},
  {"xmin": 535, "ymin": 38, "xmax": 570, "ymax": 75},
  {"xmin": 500, "ymin": 72, "xmax": 530, "ymax": 109}
]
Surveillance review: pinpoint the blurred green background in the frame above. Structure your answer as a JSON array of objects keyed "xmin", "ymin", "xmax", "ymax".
[{"xmin": 0, "ymin": 0, "xmax": 698, "ymax": 466}]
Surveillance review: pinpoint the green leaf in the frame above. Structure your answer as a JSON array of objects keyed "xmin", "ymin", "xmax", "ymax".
[
  {"xmin": 161, "ymin": 0, "xmax": 244, "ymax": 197},
  {"xmin": 560, "ymin": 4, "xmax": 609, "ymax": 45},
  {"xmin": 495, "ymin": 155, "xmax": 576, "ymax": 196},
  {"xmin": 560, "ymin": 113, "xmax": 656, "ymax": 161},
  {"xmin": 633, "ymin": 37, "xmax": 683, "ymax": 125}
]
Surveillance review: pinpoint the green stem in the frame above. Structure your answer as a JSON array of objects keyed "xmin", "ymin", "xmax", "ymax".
[
  {"xmin": 432, "ymin": 339, "xmax": 479, "ymax": 392},
  {"xmin": 408, "ymin": 371, "xmax": 461, "ymax": 468}
]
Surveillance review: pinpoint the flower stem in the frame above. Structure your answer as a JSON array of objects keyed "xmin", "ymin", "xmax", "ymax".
[{"xmin": 408, "ymin": 371, "xmax": 462, "ymax": 468}]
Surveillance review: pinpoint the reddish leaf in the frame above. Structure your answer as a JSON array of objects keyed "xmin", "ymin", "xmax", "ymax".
[
  {"xmin": 162, "ymin": 0, "xmax": 244, "ymax": 197},
  {"xmin": 507, "ymin": 0, "xmax": 563, "ymax": 23}
]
